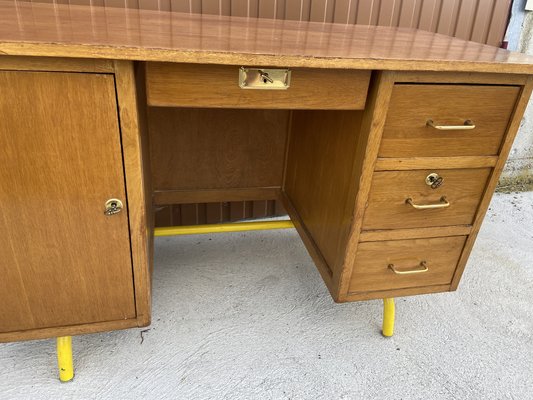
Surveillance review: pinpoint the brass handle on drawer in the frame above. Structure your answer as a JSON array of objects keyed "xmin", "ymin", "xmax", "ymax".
[
  {"xmin": 388, "ymin": 261, "xmax": 428, "ymax": 275},
  {"xmin": 426, "ymin": 119, "xmax": 475, "ymax": 130},
  {"xmin": 406, "ymin": 196, "xmax": 450, "ymax": 210}
]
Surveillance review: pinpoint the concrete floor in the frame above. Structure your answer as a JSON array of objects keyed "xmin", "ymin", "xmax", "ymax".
[{"xmin": 1, "ymin": 191, "xmax": 532, "ymax": 399}]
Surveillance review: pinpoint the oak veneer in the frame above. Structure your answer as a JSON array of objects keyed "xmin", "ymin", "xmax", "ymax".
[
  {"xmin": 148, "ymin": 107, "xmax": 289, "ymax": 192},
  {"xmin": 1, "ymin": 1, "xmax": 533, "ymax": 342},
  {"xmin": 284, "ymin": 110, "xmax": 363, "ymax": 277},
  {"xmin": 2, "ymin": 1, "xmax": 533, "ymax": 74},
  {"xmin": 146, "ymin": 63, "xmax": 371, "ymax": 110},
  {"xmin": 0, "ymin": 71, "xmax": 135, "ymax": 333},
  {"xmin": 349, "ymin": 236, "xmax": 468, "ymax": 293},
  {"xmin": 362, "ymin": 168, "xmax": 492, "ymax": 230},
  {"xmin": 379, "ymin": 85, "xmax": 520, "ymax": 158}
]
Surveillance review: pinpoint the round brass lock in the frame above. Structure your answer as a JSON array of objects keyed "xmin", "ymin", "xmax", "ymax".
[
  {"xmin": 104, "ymin": 198, "xmax": 123, "ymax": 216},
  {"xmin": 425, "ymin": 173, "xmax": 443, "ymax": 189}
]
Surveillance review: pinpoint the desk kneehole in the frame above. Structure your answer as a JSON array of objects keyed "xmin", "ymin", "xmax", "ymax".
[{"xmin": 145, "ymin": 62, "xmax": 371, "ymax": 110}]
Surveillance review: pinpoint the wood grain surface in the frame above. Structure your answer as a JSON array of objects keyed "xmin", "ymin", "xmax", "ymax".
[
  {"xmin": 284, "ymin": 110, "xmax": 363, "ymax": 276},
  {"xmin": 148, "ymin": 107, "xmax": 289, "ymax": 191},
  {"xmin": 349, "ymin": 236, "xmax": 467, "ymax": 293},
  {"xmin": 0, "ymin": 71, "xmax": 135, "ymax": 334},
  {"xmin": 362, "ymin": 168, "xmax": 492, "ymax": 230},
  {"xmin": 379, "ymin": 84, "xmax": 520, "ymax": 158},
  {"xmin": 335, "ymin": 71, "xmax": 396, "ymax": 300},
  {"xmin": 146, "ymin": 63, "xmax": 370, "ymax": 109},
  {"xmin": 114, "ymin": 60, "xmax": 154, "ymax": 327},
  {"xmin": 1, "ymin": 1, "xmax": 533, "ymax": 73}
]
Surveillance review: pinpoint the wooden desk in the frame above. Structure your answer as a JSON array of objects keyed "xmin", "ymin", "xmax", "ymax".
[{"xmin": 1, "ymin": 1, "xmax": 532, "ymax": 354}]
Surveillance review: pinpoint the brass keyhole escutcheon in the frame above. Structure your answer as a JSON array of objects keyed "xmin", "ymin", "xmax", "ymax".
[
  {"xmin": 425, "ymin": 173, "xmax": 443, "ymax": 189},
  {"xmin": 104, "ymin": 198, "xmax": 123, "ymax": 216}
]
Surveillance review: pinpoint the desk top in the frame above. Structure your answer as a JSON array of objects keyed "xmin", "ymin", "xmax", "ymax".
[{"xmin": 2, "ymin": 1, "xmax": 533, "ymax": 74}]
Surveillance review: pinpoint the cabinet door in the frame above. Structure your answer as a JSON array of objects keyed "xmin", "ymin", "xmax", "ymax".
[{"xmin": 0, "ymin": 71, "xmax": 136, "ymax": 333}]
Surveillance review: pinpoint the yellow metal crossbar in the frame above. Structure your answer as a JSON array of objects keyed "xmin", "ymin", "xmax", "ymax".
[
  {"xmin": 56, "ymin": 336, "xmax": 74, "ymax": 382},
  {"xmin": 154, "ymin": 220, "xmax": 294, "ymax": 237}
]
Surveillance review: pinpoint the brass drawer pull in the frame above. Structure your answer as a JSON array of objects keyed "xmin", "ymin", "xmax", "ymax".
[
  {"xmin": 406, "ymin": 196, "xmax": 450, "ymax": 210},
  {"xmin": 426, "ymin": 119, "xmax": 475, "ymax": 130},
  {"xmin": 388, "ymin": 261, "xmax": 428, "ymax": 275}
]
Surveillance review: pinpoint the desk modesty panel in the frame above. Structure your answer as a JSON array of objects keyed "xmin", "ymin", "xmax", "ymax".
[{"xmin": 1, "ymin": 1, "xmax": 533, "ymax": 342}]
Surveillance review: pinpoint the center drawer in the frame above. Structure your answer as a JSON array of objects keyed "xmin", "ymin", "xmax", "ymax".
[
  {"xmin": 349, "ymin": 236, "xmax": 467, "ymax": 293},
  {"xmin": 145, "ymin": 62, "xmax": 370, "ymax": 110},
  {"xmin": 362, "ymin": 168, "xmax": 491, "ymax": 230}
]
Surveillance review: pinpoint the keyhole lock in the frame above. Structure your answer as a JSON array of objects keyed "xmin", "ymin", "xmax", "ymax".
[
  {"xmin": 425, "ymin": 173, "xmax": 443, "ymax": 189},
  {"xmin": 259, "ymin": 70, "xmax": 274, "ymax": 84},
  {"xmin": 104, "ymin": 198, "xmax": 123, "ymax": 216}
]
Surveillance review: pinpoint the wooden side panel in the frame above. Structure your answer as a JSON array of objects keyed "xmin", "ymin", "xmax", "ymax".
[
  {"xmin": 114, "ymin": 61, "xmax": 154, "ymax": 326},
  {"xmin": 148, "ymin": 107, "xmax": 289, "ymax": 191},
  {"xmin": 284, "ymin": 110, "xmax": 363, "ymax": 276},
  {"xmin": 336, "ymin": 72, "xmax": 396, "ymax": 300},
  {"xmin": 0, "ymin": 71, "xmax": 135, "ymax": 334}
]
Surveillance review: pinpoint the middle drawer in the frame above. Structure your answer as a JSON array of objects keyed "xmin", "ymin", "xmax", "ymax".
[{"xmin": 362, "ymin": 168, "xmax": 491, "ymax": 230}]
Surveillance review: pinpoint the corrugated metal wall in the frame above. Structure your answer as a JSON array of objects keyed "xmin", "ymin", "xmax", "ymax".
[
  {"xmin": 31, "ymin": 0, "xmax": 512, "ymax": 46},
  {"xmin": 28, "ymin": 0, "xmax": 512, "ymax": 226}
]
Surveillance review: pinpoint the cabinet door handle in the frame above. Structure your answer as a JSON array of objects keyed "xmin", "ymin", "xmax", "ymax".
[
  {"xmin": 406, "ymin": 196, "xmax": 450, "ymax": 210},
  {"xmin": 426, "ymin": 119, "xmax": 475, "ymax": 130},
  {"xmin": 388, "ymin": 261, "xmax": 428, "ymax": 275}
]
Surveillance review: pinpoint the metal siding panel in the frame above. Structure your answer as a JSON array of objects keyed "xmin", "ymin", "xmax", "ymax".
[
  {"xmin": 231, "ymin": 0, "xmax": 249, "ymax": 16},
  {"xmin": 333, "ymin": 0, "xmax": 351, "ymax": 23},
  {"xmin": 201, "ymin": 0, "xmax": 221, "ymax": 15},
  {"xmin": 470, "ymin": 0, "xmax": 494, "ymax": 43},
  {"xmin": 398, "ymin": 0, "xmax": 418, "ymax": 28},
  {"xmin": 285, "ymin": 0, "xmax": 305, "ymax": 20},
  {"xmin": 377, "ymin": 0, "xmax": 395, "ymax": 26},
  {"xmin": 454, "ymin": 0, "xmax": 477, "ymax": 41},
  {"xmin": 417, "ymin": 0, "xmax": 438, "ymax": 31},
  {"xmin": 486, "ymin": 0, "xmax": 511, "ymax": 46},
  {"xmin": 206, "ymin": 203, "xmax": 222, "ymax": 224},
  {"xmin": 356, "ymin": 0, "xmax": 375, "ymax": 25},
  {"xmin": 436, "ymin": 0, "xmax": 459, "ymax": 36},
  {"xmin": 170, "ymin": 0, "xmax": 193, "ymax": 12},
  {"xmin": 180, "ymin": 204, "xmax": 198, "ymax": 225}
]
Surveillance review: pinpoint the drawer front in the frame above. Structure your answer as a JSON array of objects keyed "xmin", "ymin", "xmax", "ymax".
[
  {"xmin": 349, "ymin": 236, "xmax": 467, "ymax": 293},
  {"xmin": 146, "ymin": 62, "xmax": 370, "ymax": 110},
  {"xmin": 362, "ymin": 168, "xmax": 491, "ymax": 230},
  {"xmin": 379, "ymin": 84, "xmax": 520, "ymax": 157}
]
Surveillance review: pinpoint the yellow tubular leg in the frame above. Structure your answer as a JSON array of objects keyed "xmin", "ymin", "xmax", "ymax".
[
  {"xmin": 56, "ymin": 336, "xmax": 74, "ymax": 382},
  {"xmin": 382, "ymin": 298, "xmax": 395, "ymax": 337}
]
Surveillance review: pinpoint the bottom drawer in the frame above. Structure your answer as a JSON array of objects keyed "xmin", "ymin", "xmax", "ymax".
[{"xmin": 349, "ymin": 236, "xmax": 467, "ymax": 293}]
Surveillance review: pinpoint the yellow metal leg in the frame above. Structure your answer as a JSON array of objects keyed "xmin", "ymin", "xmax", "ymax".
[
  {"xmin": 56, "ymin": 336, "xmax": 74, "ymax": 382},
  {"xmin": 382, "ymin": 298, "xmax": 395, "ymax": 337}
]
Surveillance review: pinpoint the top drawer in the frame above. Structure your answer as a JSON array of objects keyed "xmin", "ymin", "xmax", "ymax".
[
  {"xmin": 379, "ymin": 84, "xmax": 520, "ymax": 157},
  {"xmin": 145, "ymin": 63, "xmax": 370, "ymax": 110}
]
